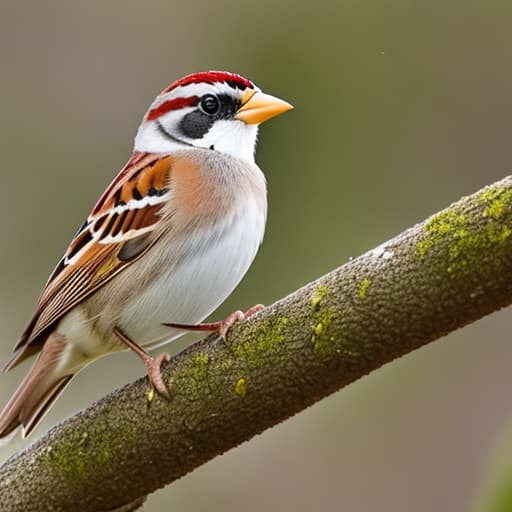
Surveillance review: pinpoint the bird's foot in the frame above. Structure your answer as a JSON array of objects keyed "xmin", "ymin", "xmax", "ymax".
[
  {"xmin": 141, "ymin": 352, "xmax": 171, "ymax": 399},
  {"xmin": 113, "ymin": 326, "xmax": 171, "ymax": 399},
  {"xmin": 164, "ymin": 304, "xmax": 265, "ymax": 339}
]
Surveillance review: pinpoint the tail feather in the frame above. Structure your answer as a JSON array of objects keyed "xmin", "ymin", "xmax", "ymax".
[
  {"xmin": 22, "ymin": 375, "xmax": 73, "ymax": 438},
  {"xmin": 3, "ymin": 341, "xmax": 43, "ymax": 373},
  {"xmin": 0, "ymin": 332, "xmax": 74, "ymax": 439}
]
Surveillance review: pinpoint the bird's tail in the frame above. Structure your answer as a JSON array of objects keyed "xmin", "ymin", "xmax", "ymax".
[{"xmin": 0, "ymin": 332, "xmax": 73, "ymax": 440}]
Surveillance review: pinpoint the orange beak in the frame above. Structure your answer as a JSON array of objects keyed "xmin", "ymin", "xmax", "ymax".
[{"xmin": 235, "ymin": 89, "xmax": 293, "ymax": 125}]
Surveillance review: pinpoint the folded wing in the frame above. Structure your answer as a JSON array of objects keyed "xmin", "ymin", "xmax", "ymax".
[{"xmin": 6, "ymin": 152, "xmax": 173, "ymax": 371}]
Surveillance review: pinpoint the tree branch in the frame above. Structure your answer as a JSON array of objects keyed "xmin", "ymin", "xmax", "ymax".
[{"xmin": 1, "ymin": 177, "xmax": 512, "ymax": 511}]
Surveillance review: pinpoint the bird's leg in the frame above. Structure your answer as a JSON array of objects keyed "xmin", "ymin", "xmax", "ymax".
[
  {"xmin": 113, "ymin": 326, "xmax": 171, "ymax": 399},
  {"xmin": 164, "ymin": 304, "xmax": 265, "ymax": 339}
]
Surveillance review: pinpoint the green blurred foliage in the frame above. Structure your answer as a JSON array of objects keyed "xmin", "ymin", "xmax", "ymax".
[
  {"xmin": 476, "ymin": 423, "xmax": 512, "ymax": 512},
  {"xmin": 1, "ymin": 1, "xmax": 512, "ymax": 510}
]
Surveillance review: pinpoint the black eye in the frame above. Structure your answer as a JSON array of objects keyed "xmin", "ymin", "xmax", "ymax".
[{"xmin": 200, "ymin": 94, "xmax": 220, "ymax": 115}]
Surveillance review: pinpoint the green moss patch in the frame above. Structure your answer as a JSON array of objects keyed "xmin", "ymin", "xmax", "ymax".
[
  {"xmin": 42, "ymin": 431, "xmax": 116, "ymax": 481},
  {"xmin": 234, "ymin": 377, "xmax": 247, "ymax": 398},
  {"xmin": 416, "ymin": 185, "xmax": 512, "ymax": 274},
  {"xmin": 357, "ymin": 278, "xmax": 371, "ymax": 300},
  {"xmin": 311, "ymin": 285, "xmax": 328, "ymax": 308},
  {"xmin": 232, "ymin": 316, "xmax": 289, "ymax": 365},
  {"xmin": 480, "ymin": 187, "xmax": 512, "ymax": 220}
]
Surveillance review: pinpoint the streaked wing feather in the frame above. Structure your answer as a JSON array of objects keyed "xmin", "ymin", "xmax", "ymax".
[{"xmin": 13, "ymin": 153, "xmax": 173, "ymax": 358}]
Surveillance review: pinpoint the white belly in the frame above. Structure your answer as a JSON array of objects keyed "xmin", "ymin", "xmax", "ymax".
[{"xmin": 117, "ymin": 197, "xmax": 266, "ymax": 348}]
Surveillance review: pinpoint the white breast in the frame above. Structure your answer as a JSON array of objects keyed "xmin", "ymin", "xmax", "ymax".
[{"xmin": 118, "ymin": 194, "xmax": 266, "ymax": 349}]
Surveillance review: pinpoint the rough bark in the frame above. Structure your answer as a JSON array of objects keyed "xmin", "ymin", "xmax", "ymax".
[{"xmin": 1, "ymin": 177, "xmax": 511, "ymax": 511}]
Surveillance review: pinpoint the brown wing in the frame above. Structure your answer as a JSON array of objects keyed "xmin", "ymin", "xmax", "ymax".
[{"xmin": 6, "ymin": 152, "xmax": 174, "ymax": 371}]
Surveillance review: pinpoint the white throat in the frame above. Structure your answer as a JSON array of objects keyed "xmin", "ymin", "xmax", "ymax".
[{"xmin": 134, "ymin": 119, "xmax": 259, "ymax": 164}]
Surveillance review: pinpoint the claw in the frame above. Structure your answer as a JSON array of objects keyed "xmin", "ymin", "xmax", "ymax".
[
  {"xmin": 145, "ymin": 352, "xmax": 171, "ymax": 399},
  {"xmin": 164, "ymin": 304, "xmax": 265, "ymax": 339},
  {"xmin": 113, "ymin": 326, "xmax": 171, "ymax": 399}
]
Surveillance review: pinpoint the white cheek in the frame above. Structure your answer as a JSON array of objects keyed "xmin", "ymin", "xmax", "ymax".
[
  {"xmin": 134, "ymin": 111, "xmax": 259, "ymax": 165},
  {"xmin": 134, "ymin": 121, "xmax": 182, "ymax": 153},
  {"xmin": 134, "ymin": 108, "xmax": 195, "ymax": 154}
]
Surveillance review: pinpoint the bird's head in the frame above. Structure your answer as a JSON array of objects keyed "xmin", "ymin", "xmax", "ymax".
[{"xmin": 134, "ymin": 71, "xmax": 293, "ymax": 163}]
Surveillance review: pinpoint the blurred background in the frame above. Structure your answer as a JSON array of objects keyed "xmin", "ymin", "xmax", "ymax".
[{"xmin": 1, "ymin": 1, "xmax": 512, "ymax": 510}]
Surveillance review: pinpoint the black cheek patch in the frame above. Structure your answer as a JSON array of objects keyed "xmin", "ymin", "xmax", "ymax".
[{"xmin": 179, "ymin": 110, "xmax": 215, "ymax": 139}]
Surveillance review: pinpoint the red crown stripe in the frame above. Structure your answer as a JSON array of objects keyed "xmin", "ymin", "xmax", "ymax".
[
  {"xmin": 146, "ymin": 96, "xmax": 199, "ymax": 121},
  {"xmin": 162, "ymin": 71, "xmax": 253, "ymax": 93}
]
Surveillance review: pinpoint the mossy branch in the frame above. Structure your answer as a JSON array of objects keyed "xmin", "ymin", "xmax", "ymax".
[{"xmin": 1, "ymin": 177, "xmax": 512, "ymax": 511}]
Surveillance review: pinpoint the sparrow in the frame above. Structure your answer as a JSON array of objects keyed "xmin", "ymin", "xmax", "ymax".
[{"xmin": 0, "ymin": 71, "xmax": 292, "ymax": 440}]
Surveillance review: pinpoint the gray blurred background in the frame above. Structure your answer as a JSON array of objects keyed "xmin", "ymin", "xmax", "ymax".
[{"xmin": 1, "ymin": 1, "xmax": 512, "ymax": 510}]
